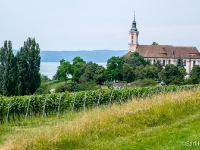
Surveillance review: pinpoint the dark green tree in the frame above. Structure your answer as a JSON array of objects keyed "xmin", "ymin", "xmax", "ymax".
[
  {"xmin": 41, "ymin": 74, "xmax": 50, "ymax": 82},
  {"xmin": 56, "ymin": 59, "xmax": 72, "ymax": 81},
  {"xmin": 152, "ymin": 42, "xmax": 159, "ymax": 45},
  {"xmin": 0, "ymin": 41, "xmax": 17, "ymax": 96},
  {"xmin": 3, "ymin": 41, "xmax": 17, "ymax": 96},
  {"xmin": 177, "ymin": 57, "xmax": 184, "ymax": 67},
  {"xmin": 0, "ymin": 41, "xmax": 8, "ymax": 95},
  {"xmin": 94, "ymin": 65, "xmax": 106, "ymax": 85},
  {"xmin": 71, "ymin": 57, "xmax": 86, "ymax": 82},
  {"xmin": 159, "ymin": 64, "xmax": 184, "ymax": 85},
  {"xmin": 124, "ymin": 52, "xmax": 148, "ymax": 69},
  {"xmin": 79, "ymin": 62, "xmax": 106, "ymax": 85},
  {"xmin": 122, "ymin": 63, "xmax": 134, "ymax": 83},
  {"xmin": 104, "ymin": 56, "xmax": 123, "ymax": 81},
  {"xmin": 17, "ymin": 38, "xmax": 41, "ymax": 95},
  {"xmin": 135, "ymin": 65, "xmax": 158, "ymax": 80},
  {"xmin": 79, "ymin": 62, "xmax": 98, "ymax": 83},
  {"xmin": 190, "ymin": 65, "xmax": 200, "ymax": 84},
  {"xmin": 153, "ymin": 60, "xmax": 163, "ymax": 72}
]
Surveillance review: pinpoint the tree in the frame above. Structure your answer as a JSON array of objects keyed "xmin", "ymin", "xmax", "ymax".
[
  {"xmin": 0, "ymin": 41, "xmax": 8, "ymax": 95},
  {"xmin": 56, "ymin": 59, "xmax": 72, "ymax": 81},
  {"xmin": 135, "ymin": 65, "xmax": 158, "ymax": 80},
  {"xmin": 104, "ymin": 56, "xmax": 123, "ymax": 81},
  {"xmin": 41, "ymin": 74, "xmax": 50, "ymax": 82},
  {"xmin": 124, "ymin": 52, "xmax": 148, "ymax": 69},
  {"xmin": 159, "ymin": 64, "xmax": 184, "ymax": 85},
  {"xmin": 177, "ymin": 57, "xmax": 184, "ymax": 67},
  {"xmin": 79, "ymin": 62, "xmax": 106, "ymax": 85},
  {"xmin": 122, "ymin": 63, "xmax": 134, "ymax": 83},
  {"xmin": 94, "ymin": 65, "xmax": 106, "ymax": 85},
  {"xmin": 17, "ymin": 38, "xmax": 41, "ymax": 95},
  {"xmin": 190, "ymin": 65, "xmax": 200, "ymax": 84},
  {"xmin": 0, "ymin": 41, "xmax": 17, "ymax": 96},
  {"xmin": 79, "ymin": 62, "xmax": 98, "ymax": 83},
  {"xmin": 154, "ymin": 60, "xmax": 163, "ymax": 72},
  {"xmin": 152, "ymin": 42, "xmax": 159, "ymax": 45},
  {"xmin": 3, "ymin": 41, "xmax": 17, "ymax": 96},
  {"xmin": 71, "ymin": 57, "xmax": 86, "ymax": 82}
]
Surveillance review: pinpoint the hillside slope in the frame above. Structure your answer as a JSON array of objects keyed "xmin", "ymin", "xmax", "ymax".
[{"xmin": 1, "ymin": 89, "xmax": 200, "ymax": 150}]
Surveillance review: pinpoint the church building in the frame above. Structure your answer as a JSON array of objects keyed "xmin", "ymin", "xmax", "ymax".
[{"xmin": 124, "ymin": 13, "xmax": 200, "ymax": 74}]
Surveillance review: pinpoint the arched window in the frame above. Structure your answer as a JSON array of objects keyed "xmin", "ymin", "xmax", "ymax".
[
  {"xmin": 163, "ymin": 60, "xmax": 165, "ymax": 66},
  {"xmin": 193, "ymin": 61, "xmax": 196, "ymax": 66}
]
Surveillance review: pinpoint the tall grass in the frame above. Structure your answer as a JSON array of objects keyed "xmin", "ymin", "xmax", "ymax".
[{"xmin": 1, "ymin": 88, "xmax": 200, "ymax": 150}]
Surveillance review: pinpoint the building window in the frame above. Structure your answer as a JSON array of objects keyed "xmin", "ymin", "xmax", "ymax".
[
  {"xmin": 184, "ymin": 60, "xmax": 186, "ymax": 66},
  {"xmin": 163, "ymin": 60, "xmax": 165, "ymax": 66},
  {"xmin": 132, "ymin": 36, "xmax": 133, "ymax": 39},
  {"xmin": 153, "ymin": 60, "xmax": 156, "ymax": 64},
  {"xmin": 193, "ymin": 61, "xmax": 196, "ymax": 66},
  {"xmin": 132, "ymin": 40, "xmax": 133, "ymax": 44},
  {"xmin": 168, "ymin": 60, "xmax": 171, "ymax": 64}
]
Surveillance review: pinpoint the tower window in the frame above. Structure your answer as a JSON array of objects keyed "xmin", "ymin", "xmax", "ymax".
[{"xmin": 132, "ymin": 36, "xmax": 133, "ymax": 39}]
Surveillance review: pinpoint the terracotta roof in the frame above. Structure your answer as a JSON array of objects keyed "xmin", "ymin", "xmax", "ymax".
[{"xmin": 124, "ymin": 45, "xmax": 200, "ymax": 59}]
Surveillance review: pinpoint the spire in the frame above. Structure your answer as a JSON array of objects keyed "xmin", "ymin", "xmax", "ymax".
[{"xmin": 131, "ymin": 11, "xmax": 137, "ymax": 30}]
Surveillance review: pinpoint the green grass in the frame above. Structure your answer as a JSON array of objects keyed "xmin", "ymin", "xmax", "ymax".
[
  {"xmin": 40, "ymin": 80, "xmax": 66, "ymax": 91},
  {"xmin": 1, "ymin": 89, "xmax": 200, "ymax": 150}
]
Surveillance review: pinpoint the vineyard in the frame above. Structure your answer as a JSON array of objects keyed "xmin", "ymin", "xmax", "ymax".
[{"xmin": 0, "ymin": 85, "xmax": 198, "ymax": 124}]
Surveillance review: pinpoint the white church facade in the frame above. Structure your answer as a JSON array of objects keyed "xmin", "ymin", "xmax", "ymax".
[{"xmin": 125, "ymin": 13, "xmax": 200, "ymax": 74}]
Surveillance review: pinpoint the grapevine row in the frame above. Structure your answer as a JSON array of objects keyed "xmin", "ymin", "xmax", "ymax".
[{"xmin": 0, "ymin": 85, "xmax": 197, "ymax": 124}]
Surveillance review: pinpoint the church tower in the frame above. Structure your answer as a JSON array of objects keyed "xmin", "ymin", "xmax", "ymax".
[{"xmin": 128, "ymin": 12, "xmax": 139, "ymax": 52}]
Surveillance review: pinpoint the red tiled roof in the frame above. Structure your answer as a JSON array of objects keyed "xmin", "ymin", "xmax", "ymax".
[{"xmin": 124, "ymin": 45, "xmax": 200, "ymax": 59}]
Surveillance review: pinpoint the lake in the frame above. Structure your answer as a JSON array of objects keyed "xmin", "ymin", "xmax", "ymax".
[{"xmin": 40, "ymin": 62, "xmax": 107, "ymax": 79}]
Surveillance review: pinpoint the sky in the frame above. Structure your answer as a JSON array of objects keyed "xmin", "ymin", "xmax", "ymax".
[{"xmin": 0, "ymin": 0, "xmax": 200, "ymax": 51}]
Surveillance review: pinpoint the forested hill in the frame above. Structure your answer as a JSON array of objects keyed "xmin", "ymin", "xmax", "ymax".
[{"xmin": 13, "ymin": 50, "xmax": 127, "ymax": 62}]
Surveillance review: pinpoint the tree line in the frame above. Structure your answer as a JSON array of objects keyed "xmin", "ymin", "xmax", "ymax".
[
  {"xmin": 55, "ymin": 51, "xmax": 200, "ymax": 88},
  {"xmin": 0, "ymin": 38, "xmax": 41, "ymax": 96}
]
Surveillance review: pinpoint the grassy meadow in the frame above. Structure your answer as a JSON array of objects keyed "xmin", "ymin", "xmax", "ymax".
[{"xmin": 1, "ymin": 88, "xmax": 200, "ymax": 149}]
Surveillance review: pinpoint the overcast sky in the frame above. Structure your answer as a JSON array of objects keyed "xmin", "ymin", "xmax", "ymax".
[{"xmin": 0, "ymin": 0, "xmax": 200, "ymax": 51}]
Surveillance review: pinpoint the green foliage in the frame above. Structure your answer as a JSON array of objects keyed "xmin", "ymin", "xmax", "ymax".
[
  {"xmin": 55, "ymin": 82, "xmax": 100, "ymax": 93},
  {"xmin": 1, "ymin": 88, "xmax": 200, "ymax": 149},
  {"xmin": 0, "ymin": 84, "xmax": 196, "ymax": 124},
  {"xmin": 176, "ymin": 57, "xmax": 184, "ymax": 67},
  {"xmin": 122, "ymin": 63, "xmax": 134, "ymax": 83},
  {"xmin": 105, "ymin": 56, "xmax": 123, "ymax": 81},
  {"xmin": 0, "ymin": 41, "xmax": 17, "ymax": 96},
  {"xmin": 190, "ymin": 65, "xmax": 200, "ymax": 84},
  {"xmin": 34, "ymin": 88, "xmax": 49, "ymax": 95},
  {"xmin": 135, "ymin": 65, "xmax": 158, "ymax": 80},
  {"xmin": 152, "ymin": 41, "xmax": 159, "ymax": 45},
  {"xmin": 71, "ymin": 57, "xmax": 86, "ymax": 82},
  {"xmin": 159, "ymin": 64, "xmax": 184, "ymax": 85},
  {"xmin": 141, "ymin": 78, "xmax": 157, "ymax": 87},
  {"xmin": 41, "ymin": 74, "xmax": 50, "ymax": 82},
  {"xmin": 124, "ymin": 52, "xmax": 148, "ymax": 69},
  {"xmin": 79, "ymin": 62, "xmax": 106, "ymax": 85},
  {"xmin": 93, "ymin": 65, "xmax": 106, "ymax": 85},
  {"xmin": 56, "ymin": 59, "xmax": 72, "ymax": 81},
  {"xmin": 153, "ymin": 60, "xmax": 163, "ymax": 72},
  {"xmin": 16, "ymin": 38, "xmax": 41, "ymax": 95},
  {"xmin": 130, "ymin": 78, "xmax": 157, "ymax": 87}
]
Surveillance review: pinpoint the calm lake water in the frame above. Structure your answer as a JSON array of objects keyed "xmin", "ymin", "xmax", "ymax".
[{"xmin": 40, "ymin": 62, "xmax": 106, "ymax": 79}]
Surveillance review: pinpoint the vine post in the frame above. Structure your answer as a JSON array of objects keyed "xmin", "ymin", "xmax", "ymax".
[{"xmin": 25, "ymin": 98, "xmax": 31, "ymax": 121}]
